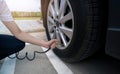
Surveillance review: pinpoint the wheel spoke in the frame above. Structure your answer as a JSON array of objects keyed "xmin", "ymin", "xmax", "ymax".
[
  {"xmin": 49, "ymin": 3, "xmax": 56, "ymax": 19},
  {"xmin": 51, "ymin": 32, "xmax": 56, "ymax": 39},
  {"xmin": 59, "ymin": 0, "xmax": 67, "ymax": 17},
  {"xmin": 59, "ymin": 30, "xmax": 67, "ymax": 46},
  {"xmin": 48, "ymin": 0, "xmax": 74, "ymax": 49},
  {"xmin": 54, "ymin": 0, "xmax": 59, "ymax": 15},
  {"xmin": 56, "ymin": 30, "xmax": 61, "ymax": 44},
  {"xmin": 49, "ymin": 25, "xmax": 55, "ymax": 33},
  {"xmin": 59, "ymin": 12, "xmax": 72, "ymax": 23},
  {"xmin": 59, "ymin": 26, "xmax": 73, "ymax": 39},
  {"xmin": 48, "ymin": 16, "xmax": 55, "ymax": 25}
]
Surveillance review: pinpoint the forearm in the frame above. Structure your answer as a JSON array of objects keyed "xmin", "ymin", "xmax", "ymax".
[
  {"xmin": 2, "ymin": 21, "xmax": 57, "ymax": 48},
  {"xmin": 2, "ymin": 21, "xmax": 47, "ymax": 47},
  {"xmin": 0, "ymin": 0, "xmax": 57, "ymax": 48},
  {"xmin": 15, "ymin": 31, "xmax": 46, "ymax": 46}
]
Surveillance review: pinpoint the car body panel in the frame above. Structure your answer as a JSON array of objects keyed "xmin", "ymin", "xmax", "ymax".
[{"xmin": 106, "ymin": 0, "xmax": 120, "ymax": 59}]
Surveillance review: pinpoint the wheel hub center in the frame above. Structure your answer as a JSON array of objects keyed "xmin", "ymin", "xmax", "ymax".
[{"xmin": 54, "ymin": 19, "xmax": 61, "ymax": 27}]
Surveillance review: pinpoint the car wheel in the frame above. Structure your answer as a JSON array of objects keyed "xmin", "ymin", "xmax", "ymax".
[{"xmin": 42, "ymin": 0, "xmax": 108, "ymax": 62}]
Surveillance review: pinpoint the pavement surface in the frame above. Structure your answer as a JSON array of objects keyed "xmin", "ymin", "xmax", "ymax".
[
  {"xmin": 0, "ymin": 20, "xmax": 45, "ymax": 34},
  {"xmin": 0, "ymin": 20, "xmax": 120, "ymax": 74},
  {"xmin": 15, "ymin": 43, "xmax": 57, "ymax": 74},
  {"xmin": 0, "ymin": 20, "xmax": 73, "ymax": 74},
  {"xmin": 0, "ymin": 20, "xmax": 45, "ymax": 72}
]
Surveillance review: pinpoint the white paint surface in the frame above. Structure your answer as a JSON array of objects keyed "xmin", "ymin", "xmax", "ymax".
[
  {"xmin": 42, "ymin": 47, "xmax": 73, "ymax": 74},
  {"xmin": 0, "ymin": 45, "xmax": 73, "ymax": 74}
]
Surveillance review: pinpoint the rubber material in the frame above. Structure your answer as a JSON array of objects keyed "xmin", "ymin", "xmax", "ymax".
[{"xmin": 42, "ymin": 0, "xmax": 108, "ymax": 62}]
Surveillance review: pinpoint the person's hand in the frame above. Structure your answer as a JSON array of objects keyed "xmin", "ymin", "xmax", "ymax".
[
  {"xmin": 42, "ymin": 39, "xmax": 58, "ymax": 49},
  {"xmin": 50, "ymin": 40, "xmax": 58, "ymax": 49}
]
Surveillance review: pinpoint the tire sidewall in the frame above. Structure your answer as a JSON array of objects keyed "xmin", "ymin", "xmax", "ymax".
[{"xmin": 43, "ymin": 0, "xmax": 88, "ymax": 58}]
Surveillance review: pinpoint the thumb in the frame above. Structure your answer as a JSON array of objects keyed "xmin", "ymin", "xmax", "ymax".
[{"xmin": 50, "ymin": 42, "xmax": 57, "ymax": 49}]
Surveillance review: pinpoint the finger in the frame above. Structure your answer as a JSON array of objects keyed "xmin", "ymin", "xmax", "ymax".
[
  {"xmin": 52, "ymin": 39, "xmax": 58, "ymax": 42},
  {"xmin": 51, "ymin": 42, "xmax": 57, "ymax": 49}
]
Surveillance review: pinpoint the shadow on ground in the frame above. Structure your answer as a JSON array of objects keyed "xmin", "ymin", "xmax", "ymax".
[{"xmin": 65, "ymin": 51, "xmax": 120, "ymax": 74}]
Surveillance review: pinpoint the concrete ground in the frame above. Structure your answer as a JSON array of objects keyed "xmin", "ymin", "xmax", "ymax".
[
  {"xmin": 0, "ymin": 20, "xmax": 45, "ymax": 34},
  {"xmin": 0, "ymin": 20, "xmax": 45, "ymax": 72},
  {"xmin": 0, "ymin": 20, "xmax": 72, "ymax": 74},
  {"xmin": 0, "ymin": 20, "xmax": 54, "ymax": 74},
  {"xmin": 1, "ymin": 20, "xmax": 120, "ymax": 74},
  {"xmin": 14, "ymin": 32, "xmax": 57, "ymax": 74}
]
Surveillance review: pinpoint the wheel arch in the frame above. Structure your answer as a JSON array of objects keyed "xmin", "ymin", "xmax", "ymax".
[{"xmin": 41, "ymin": 0, "xmax": 50, "ymax": 27}]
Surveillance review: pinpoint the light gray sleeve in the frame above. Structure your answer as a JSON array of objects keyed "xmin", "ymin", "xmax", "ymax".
[{"xmin": 0, "ymin": 0, "xmax": 14, "ymax": 21}]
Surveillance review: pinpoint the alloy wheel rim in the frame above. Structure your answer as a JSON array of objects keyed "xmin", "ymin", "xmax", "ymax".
[{"xmin": 47, "ymin": 0, "xmax": 74, "ymax": 49}]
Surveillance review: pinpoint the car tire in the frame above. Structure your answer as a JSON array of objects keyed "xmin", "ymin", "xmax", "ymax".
[{"xmin": 42, "ymin": 0, "xmax": 108, "ymax": 62}]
